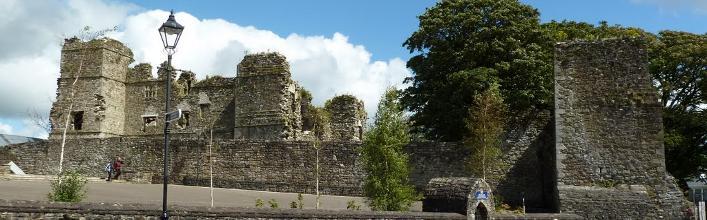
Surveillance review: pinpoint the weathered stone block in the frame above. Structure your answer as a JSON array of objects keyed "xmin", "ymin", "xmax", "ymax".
[{"xmin": 554, "ymin": 38, "xmax": 686, "ymax": 219}]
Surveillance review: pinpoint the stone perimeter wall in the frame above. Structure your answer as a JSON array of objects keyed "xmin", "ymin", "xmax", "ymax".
[
  {"xmin": 0, "ymin": 199, "xmax": 465, "ymax": 220},
  {"xmin": 0, "ymin": 199, "xmax": 584, "ymax": 220},
  {"xmin": 6, "ymin": 138, "xmax": 365, "ymax": 196},
  {"xmin": 6, "ymin": 121, "xmax": 552, "ymax": 203},
  {"xmin": 554, "ymin": 38, "xmax": 686, "ymax": 219},
  {"xmin": 406, "ymin": 110, "xmax": 556, "ymax": 211},
  {"xmin": 4, "ymin": 111, "xmax": 557, "ymax": 209}
]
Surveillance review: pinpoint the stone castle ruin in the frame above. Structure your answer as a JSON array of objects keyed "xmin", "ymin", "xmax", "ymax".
[
  {"xmin": 0, "ymin": 37, "xmax": 688, "ymax": 219},
  {"xmin": 50, "ymin": 37, "xmax": 365, "ymax": 141}
]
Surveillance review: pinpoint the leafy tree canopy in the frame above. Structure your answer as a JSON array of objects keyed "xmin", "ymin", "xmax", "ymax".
[
  {"xmin": 542, "ymin": 20, "xmax": 650, "ymax": 42},
  {"xmin": 647, "ymin": 31, "xmax": 706, "ymax": 111},
  {"xmin": 648, "ymin": 31, "xmax": 707, "ymax": 184},
  {"xmin": 402, "ymin": 0, "xmax": 553, "ymax": 141},
  {"xmin": 404, "ymin": 1, "xmax": 706, "ymax": 186}
]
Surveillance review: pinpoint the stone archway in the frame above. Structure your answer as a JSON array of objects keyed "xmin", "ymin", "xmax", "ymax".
[
  {"xmin": 475, "ymin": 202, "xmax": 489, "ymax": 220},
  {"xmin": 466, "ymin": 179, "xmax": 494, "ymax": 220}
]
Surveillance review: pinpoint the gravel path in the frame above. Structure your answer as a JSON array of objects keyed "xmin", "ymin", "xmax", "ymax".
[{"xmin": 0, "ymin": 179, "xmax": 422, "ymax": 211}]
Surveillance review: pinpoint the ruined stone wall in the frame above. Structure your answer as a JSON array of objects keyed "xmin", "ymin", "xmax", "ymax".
[
  {"xmin": 127, "ymin": 63, "xmax": 152, "ymax": 82},
  {"xmin": 48, "ymin": 40, "xmax": 361, "ymax": 142},
  {"xmin": 406, "ymin": 142, "xmax": 468, "ymax": 189},
  {"xmin": 406, "ymin": 111, "xmax": 555, "ymax": 211},
  {"xmin": 554, "ymin": 38, "xmax": 686, "ymax": 219},
  {"xmin": 325, "ymin": 95, "xmax": 365, "ymax": 141},
  {"xmin": 51, "ymin": 78, "xmax": 108, "ymax": 138},
  {"xmin": 123, "ymin": 80, "xmax": 164, "ymax": 136},
  {"xmin": 98, "ymin": 78, "xmax": 128, "ymax": 135},
  {"xmin": 234, "ymin": 53, "xmax": 301, "ymax": 140},
  {"xmin": 557, "ymin": 185, "xmax": 668, "ymax": 219},
  {"xmin": 50, "ymin": 38, "xmax": 133, "ymax": 139},
  {"xmin": 184, "ymin": 77, "xmax": 235, "ymax": 139},
  {"xmin": 8, "ymin": 138, "xmax": 364, "ymax": 196},
  {"xmin": 123, "ymin": 66, "xmax": 237, "ymax": 139},
  {"xmin": 0, "ymin": 199, "xmax": 465, "ymax": 220},
  {"xmin": 1, "ymin": 143, "xmax": 49, "ymax": 172}
]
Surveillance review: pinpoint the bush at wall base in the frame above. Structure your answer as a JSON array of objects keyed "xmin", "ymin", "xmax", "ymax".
[{"xmin": 48, "ymin": 170, "xmax": 88, "ymax": 203}]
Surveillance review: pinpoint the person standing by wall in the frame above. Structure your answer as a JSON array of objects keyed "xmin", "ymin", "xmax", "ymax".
[
  {"xmin": 104, "ymin": 160, "xmax": 113, "ymax": 181},
  {"xmin": 113, "ymin": 156, "xmax": 123, "ymax": 180}
]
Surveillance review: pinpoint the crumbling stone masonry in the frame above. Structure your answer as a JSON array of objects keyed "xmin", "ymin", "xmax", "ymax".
[
  {"xmin": 325, "ymin": 95, "xmax": 366, "ymax": 141},
  {"xmin": 18, "ymin": 37, "xmax": 368, "ymax": 196},
  {"xmin": 423, "ymin": 177, "xmax": 476, "ymax": 214},
  {"xmin": 407, "ymin": 110, "xmax": 555, "ymax": 211},
  {"xmin": 50, "ymin": 38, "xmax": 133, "ymax": 138},
  {"xmin": 2, "ymin": 37, "xmax": 688, "ymax": 219},
  {"xmin": 234, "ymin": 53, "xmax": 302, "ymax": 140},
  {"xmin": 554, "ymin": 38, "xmax": 686, "ymax": 219},
  {"xmin": 48, "ymin": 38, "xmax": 362, "ymax": 141},
  {"xmin": 6, "ymin": 138, "xmax": 365, "ymax": 195}
]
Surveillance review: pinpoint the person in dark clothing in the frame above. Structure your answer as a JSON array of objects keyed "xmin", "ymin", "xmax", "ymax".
[{"xmin": 113, "ymin": 156, "xmax": 124, "ymax": 180}]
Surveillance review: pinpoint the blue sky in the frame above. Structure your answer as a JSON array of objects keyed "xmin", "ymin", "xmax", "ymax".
[
  {"xmin": 0, "ymin": 0, "xmax": 706, "ymax": 138},
  {"xmin": 126, "ymin": 0, "xmax": 437, "ymax": 61},
  {"xmin": 128, "ymin": 0, "xmax": 707, "ymax": 61}
]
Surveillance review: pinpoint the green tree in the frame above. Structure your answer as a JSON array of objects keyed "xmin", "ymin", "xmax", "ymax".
[
  {"xmin": 648, "ymin": 31, "xmax": 707, "ymax": 185},
  {"xmin": 402, "ymin": 0, "xmax": 553, "ymax": 141},
  {"xmin": 543, "ymin": 22, "xmax": 707, "ymax": 186},
  {"xmin": 464, "ymin": 83, "xmax": 507, "ymax": 179},
  {"xmin": 649, "ymin": 31, "xmax": 706, "ymax": 112},
  {"xmin": 542, "ymin": 20, "xmax": 649, "ymax": 43},
  {"xmin": 309, "ymin": 106, "xmax": 330, "ymax": 210},
  {"xmin": 362, "ymin": 88, "xmax": 420, "ymax": 211},
  {"xmin": 663, "ymin": 109, "xmax": 706, "ymax": 185}
]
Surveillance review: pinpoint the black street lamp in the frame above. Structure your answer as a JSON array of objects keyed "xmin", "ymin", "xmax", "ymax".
[{"xmin": 158, "ymin": 10, "xmax": 183, "ymax": 220}]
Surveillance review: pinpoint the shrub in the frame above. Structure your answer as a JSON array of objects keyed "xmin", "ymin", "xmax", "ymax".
[
  {"xmin": 297, "ymin": 193, "xmax": 304, "ymax": 209},
  {"xmin": 346, "ymin": 200, "xmax": 361, "ymax": 210},
  {"xmin": 290, "ymin": 201, "xmax": 298, "ymax": 209},
  {"xmin": 268, "ymin": 199, "xmax": 279, "ymax": 208},
  {"xmin": 255, "ymin": 198, "xmax": 264, "ymax": 208},
  {"xmin": 493, "ymin": 194, "xmax": 504, "ymax": 211},
  {"xmin": 596, "ymin": 179, "xmax": 618, "ymax": 188},
  {"xmin": 47, "ymin": 170, "xmax": 87, "ymax": 203}
]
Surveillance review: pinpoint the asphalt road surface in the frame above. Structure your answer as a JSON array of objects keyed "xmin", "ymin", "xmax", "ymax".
[{"xmin": 0, "ymin": 179, "xmax": 422, "ymax": 211}]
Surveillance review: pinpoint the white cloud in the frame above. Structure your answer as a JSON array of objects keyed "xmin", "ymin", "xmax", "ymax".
[
  {"xmin": 0, "ymin": 0, "xmax": 136, "ymax": 127},
  {"xmin": 110, "ymin": 10, "xmax": 411, "ymax": 121},
  {"xmin": 0, "ymin": 119, "xmax": 48, "ymax": 138},
  {"xmin": 0, "ymin": 1, "xmax": 411, "ymax": 137},
  {"xmin": 0, "ymin": 122, "xmax": 13, "ymax": 134}
]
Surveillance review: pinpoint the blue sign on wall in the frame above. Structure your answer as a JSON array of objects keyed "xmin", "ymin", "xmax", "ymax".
[{"xmin": 475, "ymin": 191, "xmax": 489, "ymax": 200}]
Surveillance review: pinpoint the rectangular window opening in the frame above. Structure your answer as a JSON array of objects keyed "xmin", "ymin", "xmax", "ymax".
[
  {"xmin": 142, "ymin": 115, "xmax": 157, "ymax": 132},
  {"xmin": 199, "ymin": 104, "xmax": 209, "ymax": 119},
  {"xmin": 142, "ymin": 115, "xmax": 157, "ymax": 128},
  {"xmin": 177, "ymin": 112, "xmax": 190, "ymax": 130},
  {"xmin": 71, "ymin": 111, "xmax": 84, "ymax": 130},
  {"xmin": 144, "ymin": 86, "xmax": 156, "ymax": 98}
]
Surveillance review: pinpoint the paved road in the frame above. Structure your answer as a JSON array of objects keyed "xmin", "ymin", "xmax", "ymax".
[{"xmin": 0, "ymin": 179, "xmax": 422, "ymax": 211}]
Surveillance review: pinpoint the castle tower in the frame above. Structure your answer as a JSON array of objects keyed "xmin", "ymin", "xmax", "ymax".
[
  {"xmin": 233, "ymin": 52, "xmax": 302, "ymax": 140},
  {"xmin": 554, "ymin": 38, "xmax": 684, "ymax": 218},
  {"xmin": 49, "ymin": 38, "xmax": 133, "ymax": 139},
  {"xmin": 325, "ymin": 95, "xmax": 366, "ymax": 141}
]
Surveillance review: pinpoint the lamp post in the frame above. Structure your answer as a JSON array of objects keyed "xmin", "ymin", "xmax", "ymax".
[{"xmin": 158, "ymin": 10, "xmax": 183, "ymax": 220}]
